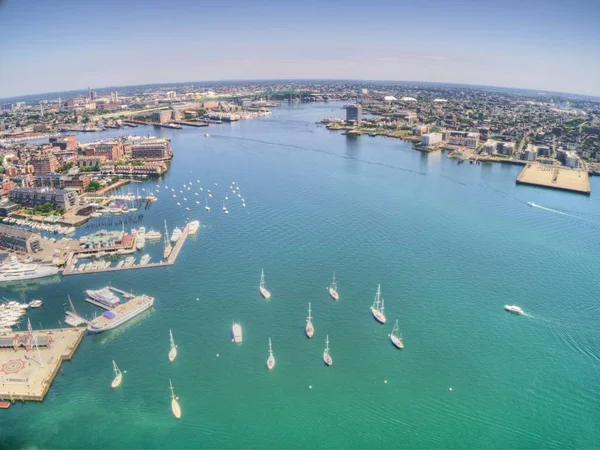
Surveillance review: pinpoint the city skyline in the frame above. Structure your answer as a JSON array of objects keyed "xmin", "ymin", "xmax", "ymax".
[{"xmin": 1, "ymin": 0, "xmax": 599, "ymax": 98}]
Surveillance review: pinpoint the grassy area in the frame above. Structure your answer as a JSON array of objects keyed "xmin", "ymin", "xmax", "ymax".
[{"xmin": 97, "ymin": 106, "xmax": 170, "ymax": 120}]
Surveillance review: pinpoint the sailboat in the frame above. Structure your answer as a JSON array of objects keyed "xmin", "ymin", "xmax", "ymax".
[
  {"xmin": 259, "ymin": 268, "xmax": 271, "ymax": 299},
  {"xmin": 370, "ymin": 284, "xmax": 387, "ymax": 324},
  {"xmin": 111, "ymin": 360, "xmax": 123, "ymax": 388},
  {"xmin": 204, "ymin": 196, "xmax": 211, "ymax": 212},
  {"xmin": 168, "ymin": 329, "xmax": 178, "ymax": 362},
  {"xmin": 266, "ymin": 337, "xmax": 275, "ymax": 370},
  {"xmin": 390, "ymin": 319, "xmax": 403, "ymax": 349},
  {"xmin": 305, "ymin": 302, "xmax": 314, "ymax": 338},
  {"xmin": 169, "ymin": 379, "xmax": 182, "ymax": 419},
  {"xmin": 163, "ymin": 220, "xmax": 172, "ymax": 260},
  {"xmin": 323, "ymin": 335, "xmax": 333, "ymax": 366},
  {"xmin": 329, "ymin": 273, "xmax": 339, "ymax": 301}
]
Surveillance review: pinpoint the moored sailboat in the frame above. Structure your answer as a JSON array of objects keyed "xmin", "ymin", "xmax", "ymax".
[
  {"xmin": 370, "ymin": 284, "xmax": 387, "ymax": 324},
  {"xmin": 323, "ymin": 334, "xmax": 333, "ymax": 366},
  {"xmin": 163, "ymin": 220, "xmax": 172, "ymax": 260},
  {"xmin": 259, "ymin": 268, "xmax": 271, "ymax": 299},
  {"xmin": 390, "ymin": 319, "xmax": 403, "ymax": 349},
  {"xmin": 168, "ymin": 329, "xmax": 178, "ymax": 362},
  {"xmin": 329, "ymin": 272, "xmax": 339, "ymax": 301},
  {"xmin": 266, "ymin": 337, "xmax": 275, "ymax": 370},
  {"xmin": 111, "ymin": 360, "xmax": 123, "ymax": 388},
  {"xmin": 305, "ymin": 302, "xmax": 314, "ymax": 338},
  {"xmin": 169, "ymin": 379, "xmax": 181, "ymax": 419}
]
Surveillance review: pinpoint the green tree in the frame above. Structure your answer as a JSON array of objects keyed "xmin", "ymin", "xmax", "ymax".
[{"xmin": 86, "ymin": 180, "xmax": 102, "ymax": 192}]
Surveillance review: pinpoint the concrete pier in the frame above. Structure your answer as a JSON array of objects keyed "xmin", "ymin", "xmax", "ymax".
[
  {"xmin": 0, "ymin": 327, "xmax": 85, "ymax": 402},
  {"xmin": 516, "ymin": 163, "xmax": 591, "ymax": 195}
]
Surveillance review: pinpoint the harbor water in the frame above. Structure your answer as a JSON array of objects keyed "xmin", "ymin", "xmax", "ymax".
[{"xmin": 1, "ymin": 103, "xmax": 599, "ymax": 448}]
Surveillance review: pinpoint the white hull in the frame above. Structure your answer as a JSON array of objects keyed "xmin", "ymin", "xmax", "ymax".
[
  {"xmin": 87, "ymin": 298, "xmax": 154, "ymax": 334},
  {"xmin": 168, "ymin": 347, "xmax": 177, "ymax": 362},
  {"xmin": 371, "ymin": 307, "xmax": 387, "ymax": 324},
  {"xmin": 329, "ymin": 288, "xmax": 339, "ymax": 301},
  {"xmin": 391, "ymin": 334, "xmax": 404, "ymax": 349},
  {"xmin": 0, "ymin": 266, "xmax": 59, "ymax": 283},
  {"xmin": 232, "ymin": 324, "xmax": 243, "ymax": 343},
  {"xmin": 323, "ymin": 351, "xmax": 332, "ymax": 366},
  {"xmin": 171, "ymin": 399, "xmax": 181, "ymax": 419},
  {"xmin": 267, "ymin": 355, "xmax": 275, "ymax": 370},
  {"xmin": 111, "ymin": 373, "xmax": 122, "ymax": 388}
]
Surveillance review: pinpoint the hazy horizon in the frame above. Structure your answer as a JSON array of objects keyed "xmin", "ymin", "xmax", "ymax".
[{"xmin": 1, "ymin": 0, "xmax": 599, "ymax": 98}]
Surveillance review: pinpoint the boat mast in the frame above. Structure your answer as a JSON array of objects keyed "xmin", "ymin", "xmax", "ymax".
[
  {"xmin": 373, "ymin": 284, "xmax": 381, "ymax": 310},
  {"xmin": 307, "ymin": 302, "xmax": 312, "ymax": 321},
  {"xmin": 381, "ymin": 297, "xmax": 385, "ymax": 314},
  {"xmin": 260, "ymin": 269, "xmax": 265, "ymax": 289},
  {"xmin": 331, "ymin": 272, "xmax": 337, "ymax": 290},
  {"xmin": 169, "ymin": 379, "xmax": 176, "ymax": 400},
  {"xmin": 325, "ymin": 334, "xmax": 329, "ymax": 353},
  {"xmin": 169, "ymin": 329, "xmax": 175, "ymax": 348}
]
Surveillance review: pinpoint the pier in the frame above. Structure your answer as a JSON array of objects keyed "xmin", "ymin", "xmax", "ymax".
[
  {"xmin": 61, "ymin": 223, "xmax": 191, "ymax": 276},
  {"xmin": 0, "ymin": 327, "xmax": 85, "ymax": 402},
  {"xmin": 173, "ymin": 121, "xmax": 209, "ymax": 128},
  {"xmin": 516, "ymin": 163, "xmax": 591, "ymax": 195}
]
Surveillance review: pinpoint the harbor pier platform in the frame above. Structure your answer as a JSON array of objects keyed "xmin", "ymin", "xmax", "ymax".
[
  {"xmin": 0, "ymin": 327, "xmax": 85, "ymax": 402},
  {"xmin": 516, "ymin": 163, "xmax": 591, "ymax": 195}
]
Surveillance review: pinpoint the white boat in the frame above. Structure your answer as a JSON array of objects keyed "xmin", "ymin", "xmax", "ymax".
[
  {"xmin": 323, "ymin": 334, "xmax": 333, "ymax": 366},
  {"xmin": 170, "ymin": 379, "xmax": 181, "ymax": 419},
  {"xmin": 188, "ymin": 220, "xmax": 200, "ymax": 235},
  {"xmin": 204, "ymin": 196, "xmax": 211, "ymax": 212},
  {"xmin": 232, "ymin": 322, "xmax": 242, "ymax": 343},
  {"xmin": 390, "ymin": 319, "xmax": 404, "ymax": 349},
  {"xmin": 527, "ymin": 201, "xmax": 537, "ymax": 207},
  {"xmin": 140, "ymin": 254, "xmax": 151, "ymax": 265},
  {"xmin": 0, "ymin": 256, "xmax": 59, "ymax": 283},
  {"xmin": 124, "ymin": 256, "xmax": 135, "ymax": 267},
  {"xmin": 305, "ymin": 302, "xmax": 314, "ymax": 338},
  {"xmin": 86, "ymin": 287, "xmax": 120, "ymax": 309},
  {"xmin": 87, "ymin": 294, "xmax": 154, "ymax": 334},
  {"xmin": 504, "ymin": 305, "xmax": 524, "ymax": 315},
  {"xmin": 370, "ymin": 284, "xmax": 387, "ymax": 324},
  {"xmin": 266, "ymin": 337, "xmax": 275, "ymax": 370},
  {"xmin": 329, "ymin": 272, "xmax": 339, "ymax": 301},
  {"xmin": 163, "ymin": 220, "xmax": 172, "ymax": 259},
  {"xmin": 111, "ymin": 360, "xmax": 123, "ymax": 388},
  {"xmin": 168, "ymin": 329, "xmax": 178, "ymax": 362},
  {"xmin": 116, "ymin": 260, "xmax": 125, "ymax": 269},
  {"xmin": 145, "ymin": 229, "xmax": 162, "ymax": 240},
  {"xmin": 170, "ymin": 227, "xmax": 182, "ymax": 243},
  {"xmin": 28, "ymin": 299, "xmax": 43, "ymax": 308},
  {"xmin": 222, "ymin": 201, "xmax": 227, "ymax": 211},
  {"xmin": 259, "ymin": 268, "xmax": 271, "ymax": 299}
]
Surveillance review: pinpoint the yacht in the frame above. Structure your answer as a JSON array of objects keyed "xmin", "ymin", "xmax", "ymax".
[
  {"xmin": 527, "ymin": 201, "xmax": 537, "ymax": 207},
  {"xmin": 305, "ymin": 303, "xmax": 314, "ymax": 338},
  {"xmin": 370, "ymin": 284, "xmax": 387, "ymax": 324},
  {"xmin": 390, "ymin": 320, "xmax": 404, "ymax": 349},
  {"xmin": 0, "ymin": 256, "xmax": 59, "ymax": 282},
  {"xmin": 169, "ymin": 379, "xmax": 181, "ymax": 419},
  {"xmin": 329, "ymin": 273, "xmax": 339, "ymax": 301},
  {"xmin": 140, "ymin": 254, "xmax": 151, "ymax": 265},
  {"xmin": 85, "ymin": 287, "xmax": 121, "ymax": 309},
  {"xmin": 168, "ymin": 329, "xmax": 178, "ymax": 362},
  {"xmin": 188, "ymin": 220, "xmax": 200, "ymax": 235},
  {"xmin": 145, "ymin": 229, "xmax": 162, "ymax": 240},
  {"xmin": 116, "ymin": 260, "xmax": 125, "ymax": 269},
  {"xmin": 124, "ymin": 256, "xmax": 135, "ymax": 267},
  {"xmin": 111, "ymin": 360, "xmax": 123, "ymax": 388},
  {"xmin": 170, "ymin": 227, "xmax": 182, "ymax": 243},
  {"xmin": 87, "ymin": 294, "xmax": 154, "ymax": 334},
  {"xmin": 504, "ymin": 305, "xmax": 524, "ymax": 315},
  {"xmin": 323, "ymin": 335, "xmax": 333, "ymax": 366},
  {"xmin": 28, "ymin": 299, "xmax": 43, "ymax": 308},
  {"xmin": 232, "ymin": 322, "xmax": 243, "ymax": 343},
  {"xmin": 266, "ymin": 337, "xmax": 275, "ymax": 370},
  {"xmin": 259, "ymin": 269, "xmax": 271, "ymax": 299}
]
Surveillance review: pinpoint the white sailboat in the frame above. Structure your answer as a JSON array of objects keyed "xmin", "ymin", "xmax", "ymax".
[
  {"xmin": 163, "ymin": 220, "xmax": 172, "ymax": 260},
  {"xmin": 323, "ymin": 334, "xmax": 333, "ymax": 366},
  {"xmin": 259, "ymin": 268, "xmax": 271, "ymax": 299},
  {"xmin": 329, "ymin": 272, "xmax": 339, "ymax": 301},
  {"xmin": 168, "ymin": 329, "xmax": 178, "ymax": 362},
  {"xmin": 266, "ymin": 337, "xmax": 275, "ymax": 370},
  {"xmin": 390, "ymin": 319, "xmax": 404, "ymax": 349},
  {"xmin": 232, "ymin": 322, "xmax": 243, "ymax": 343},
  {"xmin": 169, "ymin": 379, "xmax": 181, "ymax": 419},
  {"xmin": 370, "ymin": 284, "xmax": 387, "ymax": 324},
  {"xmin": 305, "ymin": 302, "xmax": 314, "ymax": 338},
  {"xmin": 204, "ymin": 196, "xmax": 211, "ymax": 212},
  {"xmin": 111, "ymin": 360, "xmax": 123, "ymax": 388}
]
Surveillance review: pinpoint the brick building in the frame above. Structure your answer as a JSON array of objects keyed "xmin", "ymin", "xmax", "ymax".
[
  {"xmin": 30, "ymin": 152, "xmax": 60, "ymax": 174},
  {"xmin": 131, "ymin": 139, "xmax": 172, "ymax": 160}
]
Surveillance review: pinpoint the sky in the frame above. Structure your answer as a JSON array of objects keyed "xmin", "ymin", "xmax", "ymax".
[{"xmin": 0, "ymin": 0, "xmax": 599, "ymax": 98}]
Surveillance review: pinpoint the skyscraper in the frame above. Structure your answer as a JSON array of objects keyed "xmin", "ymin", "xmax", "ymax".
[{"xmin": 346, "ymin": 104, "xmax": 362, "ymax": 126}]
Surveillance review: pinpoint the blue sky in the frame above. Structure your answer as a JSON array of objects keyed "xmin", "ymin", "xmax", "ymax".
[{"xmin": 0, "ymin": 0, "xmax": 599, "ymax": 97}]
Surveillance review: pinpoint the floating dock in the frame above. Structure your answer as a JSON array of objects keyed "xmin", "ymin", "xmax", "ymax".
[
  {"xmin": 62, "ymin": 223, "xmax": 190, "ymax": 276},
  {"xmin": 0, "ymin": 327, "xmax": 85, "ymax": 402},
  {"xmin": 516, "ymin": 163, "xmax": 591, "ymax": 195}
]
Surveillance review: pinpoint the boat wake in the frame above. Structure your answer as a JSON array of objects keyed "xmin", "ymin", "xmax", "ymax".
[{"xmin": 527, "ymin": 202, "xmax": 580, "ymax": 219}]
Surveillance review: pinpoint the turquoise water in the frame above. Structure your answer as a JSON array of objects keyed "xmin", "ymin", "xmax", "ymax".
[{"xmin": 1, "ymin": 103, "xmax": 600, "ymax": 448}]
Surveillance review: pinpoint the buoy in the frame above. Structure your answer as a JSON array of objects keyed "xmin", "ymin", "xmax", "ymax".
[
  {"xmin": 309, "ymin": 385, "xmax": 313, "ymax": 389},
  {"xmin": 216, "ymin": 354, "xmax": 219, "ymax": 357},
  {"xmin": 384, "ymin": 380, "xmax": 388, "ymax": 384},
  {"xmin": 449, "ymin": 387, "xmax": 453, "ymax": 391}
]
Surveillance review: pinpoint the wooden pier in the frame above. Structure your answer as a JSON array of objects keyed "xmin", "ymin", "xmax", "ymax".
[{"xmin": 61, "ymin": 223, "xmax": 191, "ymax": 276}]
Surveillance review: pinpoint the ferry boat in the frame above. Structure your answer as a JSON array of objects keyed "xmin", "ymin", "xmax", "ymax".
[
  {"xmin": 170, "ymin": 227, "xmax": 182, "ymax": 243},
  {"xmin": 370, "ymin": 284, "xmax": 387, "ymax": 324},
  {"xmin": 305, "ymin": 302, "xmax": 314, "ymax": 338},
  {"xmin": 266, "ymin": 337, "xmax": 275, "ymax": 370},
  {"xmin": 145, "ymin": 229, "xmax": 161, "ymax": 240},
  {"xmin": 85, "ymin": 287, "xmax": 120, "ymax": 309},
  {"xmin": 168, "ymin": 329, "xmax": 178, "ymax": 362},
  {"xmin": 323, "ymin": 334, "xmax": 333, "ymax": 366},
  {"xmin": 259, "ymin": 268, "xmax": 271, "ymax": 299},
  {"xmin": 169, "ymin": 379, "xmax": 181, "ymax": 419},
  {"xmin": 188, "ymin": 220, "xmax": 200, "ymax": 235},
  {"xmin": 0, "ymin": 256, "xmax": 59, "ymax": 283},
  {"xmin": 504, "ymin": 305, "xmax": 524, "ymax": 315},
  {"xmin": 87, "ymin": 294, "xmax": 154, "ymax": 334},
  {"xmin": 232, "ymin": 322, "xmax": 242, "ymax": 343},
  {"xmin": 329, "ymin": 273, "xmax": 339, "ymax": 301},
  {"xmin": 390, "ymin": 319, "xmax": 403, "ymax": 349},
  {"xmin": 140, "ymin": 254, "xmax": 151, "ymax": 265}
]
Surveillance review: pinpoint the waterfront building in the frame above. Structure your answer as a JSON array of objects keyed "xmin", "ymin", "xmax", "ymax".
[
  {"xmin": 0, "ymin": 224, "xmax": 42, "ymax": 253},
  {"xmin": 152, "ymin": 110, "xmax": 172, "ymax": 123},
  {"xmin": 113, "ymin": 162, "xmax": 168, "ymax": 177},
  {"xmin": 131, "ymin": 139, "xmax": 172, "ymax": 160},
  {"xmin": 62, "ymin": 174, "xmax": 90, "ymax": 192},
  {"xmin": 444, "ymin": 131, "xmax": 480, "ymax": 148},
  {"xmin": 85, "ymin": 140, "xmax": 124, "ymax": 161},
  {"xmin": 50, "ymin": 135, "xmax": 77, "ymax": 151},
  {"xmin": 31, "ymin": 152, "xmax": 59, "ymax": 175},
  {"xmin": 9, "ymin": 187, "xmax": 79, "ymax": 212},
  {"xmin": 346, "ymin": 104, "xmax": 362, "ymax": 126},
  {"xmin": 521, "ymin": 148, "xmax": 537, "ymax": 161},
  {"xmin": 421, "ymin": 133, "xmax": 442, "ymax": 147},
  {"xmin": 78, "ymin": 155, "xmax": 106, "ymax": 168},
  {"xmin": 34, "ymin": 174, "xmax": 62, "ymax": 189},
  {"xmin": 565, "ymin": 151, "xmax": 580, "ymax": 168}
]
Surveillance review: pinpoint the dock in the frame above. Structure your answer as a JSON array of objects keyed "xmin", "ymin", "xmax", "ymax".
[
  {"xmin": 516, "ymin": 163, "xmax": 591, "ymax": 195},
  {"xmin": 0, "ymin": 327, "xmax": 85, "ymax": 402},
  {"xmin": 61, "ymin": 223, "xmax": 191, "ymax": 276},
  {"xmin": 173, "ymin": 121, "xmax": 209, "ymax": 127}
]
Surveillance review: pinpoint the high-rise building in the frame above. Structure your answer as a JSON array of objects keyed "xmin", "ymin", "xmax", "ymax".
[
  {"xmin": 346, "ymin": 104, "xmax": 362, "ymax": 125},
  {"xmin": 31, "ymin": 153, "xmax": 60, "ymax": 174}
]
